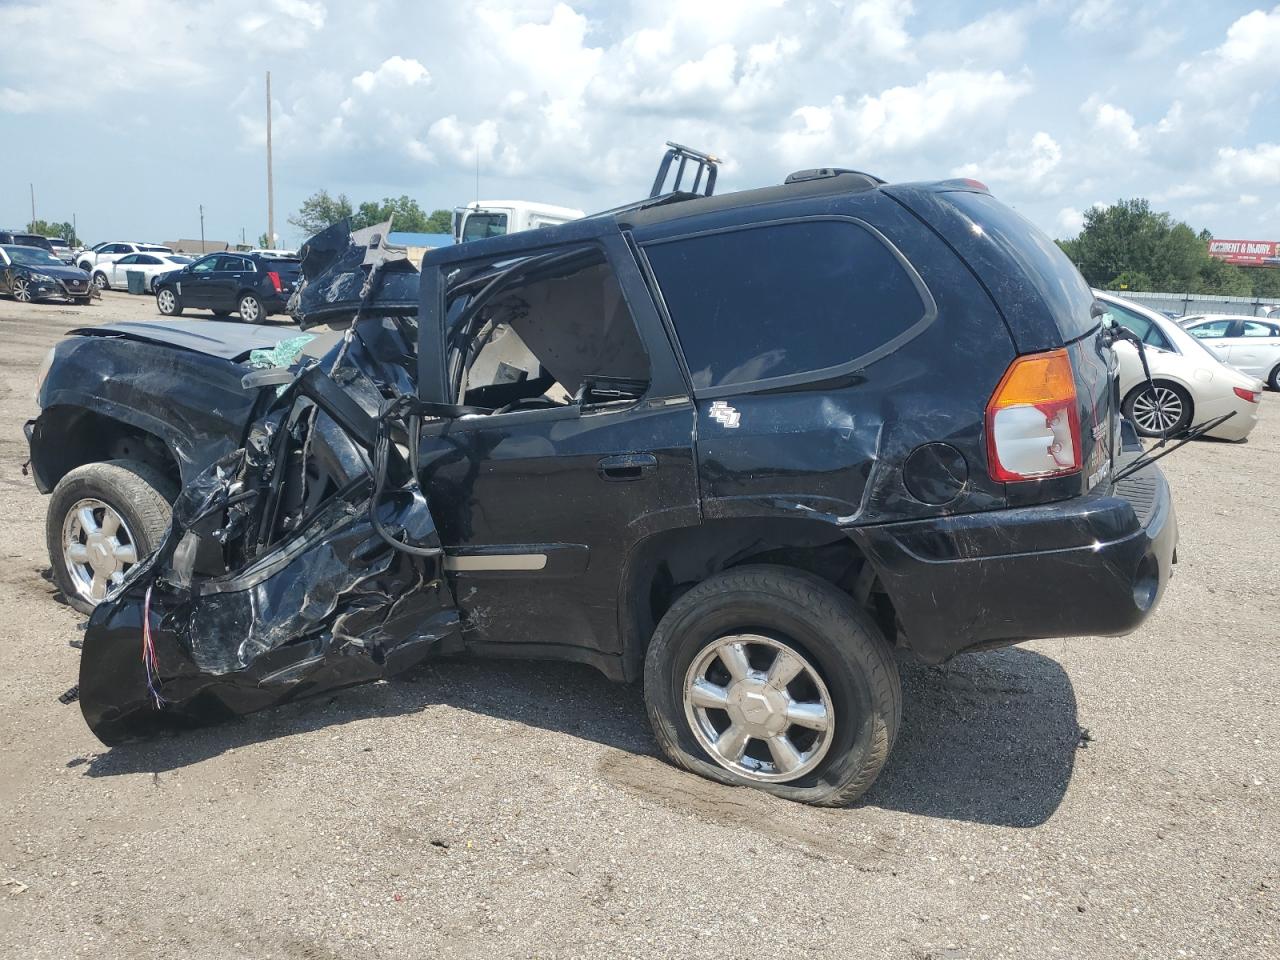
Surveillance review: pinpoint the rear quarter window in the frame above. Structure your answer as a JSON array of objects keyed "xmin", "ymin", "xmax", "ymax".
[{"xmin": 643, "ymin": 219, "xmax": 931, "ymax": 392}]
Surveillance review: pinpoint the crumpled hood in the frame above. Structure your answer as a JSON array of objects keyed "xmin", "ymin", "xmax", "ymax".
[{"xmin": 69, "ymin": 321, "xmax": 302, "ymax": 363}]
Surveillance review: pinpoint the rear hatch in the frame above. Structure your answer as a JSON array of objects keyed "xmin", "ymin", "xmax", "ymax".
[
  {"xmin": 262, "ymin": 257, "xmax": 302, "ymax": 295},
  {"xmin": 885, "ymin": 184, "xmax": 1116, "ymax": 494}
]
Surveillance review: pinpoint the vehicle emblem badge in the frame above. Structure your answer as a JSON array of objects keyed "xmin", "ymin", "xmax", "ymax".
[{"xmin": 709, "ymin": 401, "xmax": 740, "ymax": 429}]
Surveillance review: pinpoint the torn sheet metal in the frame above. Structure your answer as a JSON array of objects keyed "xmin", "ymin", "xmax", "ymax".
[
  {"xmin": 290, "ymin": 218, "xmax": 421, "ymax": 329},
  {"xmin": 78, "ymin": 288, "xmax": 459, "ymax": 745}
]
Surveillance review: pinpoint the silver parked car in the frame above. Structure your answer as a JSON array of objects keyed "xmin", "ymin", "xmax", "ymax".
[{"xmin": 1180, "ymin": 315, "xmax": 1280, "ymax": 390}]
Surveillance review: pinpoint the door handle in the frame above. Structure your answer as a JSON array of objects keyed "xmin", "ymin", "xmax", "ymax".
[{"xmin": 598, "ymin": 453, "xmax": 657, "ymax": 481}]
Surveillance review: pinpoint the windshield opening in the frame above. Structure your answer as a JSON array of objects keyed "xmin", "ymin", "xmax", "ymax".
[{"xmin": 4, "ymin": 245, "xmax": 63, "ymax": 266}]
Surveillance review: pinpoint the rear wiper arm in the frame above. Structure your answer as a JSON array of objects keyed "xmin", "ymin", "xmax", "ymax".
[{"xmin": 1112, "ymin": 412, "xmax": 1235, "ymax": 482}]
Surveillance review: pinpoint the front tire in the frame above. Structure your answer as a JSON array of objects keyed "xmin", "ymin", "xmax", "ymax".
[
  {"xmin": 13, "ymin": 277, "xmax": 34, "ymax": 302},
  {"xmin": 1268, "ymin": 364, "xmax": 1280, "ymax": 392},
  {"xmin": 1123, "ymin": 381, "xmax": 1193, "ymax": 437},
  {"xmin": 92, "ymin": 271, "xmax": 110, "ymax": 291},
  {"xmin": 156, "ymin": 286, "xmax": 182, "ymax": 316},
  {"xmin": 644, "ymin": 565, "xmax": 901, "ymax": 807},
  {"xmin": 46, "ymin": 460, "xmax": 176, "ymax": 615},
  {"xmin": 237, "ymin": 292, "xmax": 265, "ymax": 324}
]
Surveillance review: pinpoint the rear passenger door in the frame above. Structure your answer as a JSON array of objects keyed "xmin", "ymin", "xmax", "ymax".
[
  {"xmin": 1226, "ymin": 320, "xmax": 1280, "ymax": 378},
  {"xmin": 640, "ymin": 216, "xmax": 939, "ymax": 521}
]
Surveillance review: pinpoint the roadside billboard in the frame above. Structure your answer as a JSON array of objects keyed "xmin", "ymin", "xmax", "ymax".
[{"xmin": 1206, "ymin": 239, "xmax": 1280, "ymax": 267}]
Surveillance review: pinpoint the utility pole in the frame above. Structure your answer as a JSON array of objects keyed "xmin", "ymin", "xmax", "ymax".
[
  {"xmin": 475, "ymin": 144, "xmax": 479, "ymax": 203},
  {"xmin": 266, "ymin": 71, "xmax": 275, "ymax": 246},
  {"xmin": 199, "ymin": 204, "xmax": 205, "ymax": 250},
  {"xmin": 72, "ymin": 213, "xmax": 77, "ymax": 246},
  {"xmin": 29, "ymin": 183, "xmax": 35, "ymax": 228}
]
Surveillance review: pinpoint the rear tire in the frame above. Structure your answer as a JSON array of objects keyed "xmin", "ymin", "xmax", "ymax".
[
  {"xmin": 156, "ymin": 287, "xmax": 182, "ymax": 316},
  {"xmin": 46, "ymin": 460, "xmax": 176, "ymax": 615},
  {"xmin": 644, "ymin": 564, "xmax": 901, "ymax": 807},
  {"xmin": 1268, "ymin": 364, "xmax": 1280, "ymax": 392},
  {"xmin": 237, "ymin": 292, "xmax": 265, "ymax": 324},
  {"xmin": 1123, "ymin": 381, "xmax": 1193, "ymax": 437}
]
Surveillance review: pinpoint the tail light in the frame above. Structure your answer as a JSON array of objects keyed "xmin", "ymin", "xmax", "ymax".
[
  {"xmin": 267, "ymin": 271, "xmax": 282, "ymax": 293},
  {"xmin": 1233, "ymin": 386, "xmax": 1259, "ymax": 403},
  {"xmin": 986, "ymin": 348, "xmax": 1081, "ymax": 481}
]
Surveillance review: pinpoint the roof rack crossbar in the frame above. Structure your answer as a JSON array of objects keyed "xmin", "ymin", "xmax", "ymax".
[{"xmin": 651, "ymin": 142, "xmax": 720, "ymax": 199}]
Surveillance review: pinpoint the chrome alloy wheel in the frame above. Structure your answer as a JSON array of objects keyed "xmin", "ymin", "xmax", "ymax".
[
  {"xmin": 61, "ymin": 498, "xmax": 139, "ymax": 604},
  {"xmin": 13, "ymin": 277, "xmax": 33, "ymax": 302},
  {"xmin": 683, "ymin": 634, "xmax": 834, "ymax": 783},
  {"xmin": 157, "ymin": 288, "xmax": 176, "ymax": 313},
  {"xmin": 1131, "ymin": 386, "xmax": 1184, "ymax": 433},
  {"xmin": 239, "ymin": 295, "xmax": 260, "ymax": 322}
]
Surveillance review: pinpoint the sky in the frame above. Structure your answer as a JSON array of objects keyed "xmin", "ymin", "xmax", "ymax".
[{"xmin": 2, "ymin": 0, "xmax": 1278, "ymax": 247}]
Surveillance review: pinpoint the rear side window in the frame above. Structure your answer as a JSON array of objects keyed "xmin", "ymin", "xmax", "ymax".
[{"xmin": 644, "ymin": 220, "xmax": 928, "ymax": 391}]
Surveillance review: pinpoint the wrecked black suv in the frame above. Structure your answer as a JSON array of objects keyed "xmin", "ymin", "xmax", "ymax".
[{"xmin": 73, "ymin": 152, "xmax": 1177, "ymax": 806}]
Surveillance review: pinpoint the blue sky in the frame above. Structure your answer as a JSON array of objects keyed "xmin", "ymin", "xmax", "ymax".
[{"xmin": 2, "ymin": 0, "xmax": 1278, "ymax": 246}]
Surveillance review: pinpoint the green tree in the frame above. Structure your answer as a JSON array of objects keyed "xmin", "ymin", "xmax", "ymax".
[
  {"xmin": 1062, "ymin": 199, "xmax": 1206, "ymax": 290},
  {"xmin": 425, "ymin": 208, "xmax": 453, "ymax": 234},
  {"xmin": 25, "ymin": 219, "xmax": 78, "ymax": 245},
  {"xmin": 258, "ymin": 232, "xmax": 271, "ymax": 248},
  {"xmin": 1250, "ymin": 268, "xmax": 1280, "ymax": 299},
  {"xmin": 288, "ymin": 189, "xmax": 354, "ymax": 236},
  {"xmin": 1196, "ymin": 257, "xmax": 1253, "ymax": 297},
  {"xmin": 1108, "ymin": 270, "xmax": 1155, "ymax": 291},
  {"xmin": 350, "ymin": 195, "xmax": 439, "ymax": 232}
]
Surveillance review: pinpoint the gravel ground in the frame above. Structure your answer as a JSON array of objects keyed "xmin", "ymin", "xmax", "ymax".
[{"xmin": 0, "ymin": 290, "xmax": 1276, "ymax": 959}]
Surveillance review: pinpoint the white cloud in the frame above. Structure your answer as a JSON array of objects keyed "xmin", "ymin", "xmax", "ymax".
[
  {"xmin": 785, "ymin": 69, "xmax": 1031, "ymax": 162},
  {"xmin": 1086, "ymin": 101, "xmax": 1144, "ymax": 153},
  {"xmin": 954, "ymin": 131, "xmax": 1063, "ymax": 195},
  {"xmin": 352, "ymin": 57, "xmax": 431, "ymax": 94},
  {"xmin": 1176, "ymin": 5, "xmax": 1280, "ymax": 96},
  {"xmin": 841, "ymin": 0, "xmax": 916, "ymax": 63},
  {"xmin": 1070, "ymin": 0, "xmax": 1122, "ymax": 31},
  {"xmin": 1215, "ymin": 144, "xmax": 1280, "ymax": 186},
  {"xmin": 921, "ymin": 7, "xmax": 1035, "ymax": 63}
]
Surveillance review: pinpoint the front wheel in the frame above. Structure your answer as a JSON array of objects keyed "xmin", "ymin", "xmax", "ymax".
[
  {"xmin": 644, "ymin": 565, "xmax": 901, "ymax": 807},
  {"xmin": 1123, "ymin": 382, "xmax": 1193, "ymax": 437},
  {"xmin": 12, "ymin": 277, "xmax": 34, "ymax": 302},
  {"xmin": 92, "ymin": 271, "xmax": 110, "ymax": 291},
  {"xmin": 156, "ymin": 286, "xmax": 182, "ymax": 316},
  {"xmin": 46, "ymin": 460, "xmax": 176, "ymax": 614},
  {"xmin": 238, "ymin": 292, "xmax": 265, "ymax": 324},
  {"xmin": 1268, "ymin": 364, "xmax": 1280, "ymax": 392}
]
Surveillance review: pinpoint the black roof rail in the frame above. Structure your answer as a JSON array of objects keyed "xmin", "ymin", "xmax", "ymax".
[
  {"xmin": 651, "ymin": 142, "xmax": 721, "ymax": 198},
  {"xmin": 784, "ymin": 167, "xmax": 885, "ymax": 185}
]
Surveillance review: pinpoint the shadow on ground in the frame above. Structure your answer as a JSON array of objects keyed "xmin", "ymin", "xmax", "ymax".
[{"xmin": 83, "ymin": 644, "xmax": 1078, "ymax": 827}]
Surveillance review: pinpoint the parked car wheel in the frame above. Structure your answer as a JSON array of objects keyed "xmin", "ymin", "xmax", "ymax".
[
  {"xmin": 238, "ymin": 292, "xmax": 265, "ymax": 324},
  {"xmin": 149, "ymin": 276, "xmax": 160, "ymax": 293},
  {"xmin": 1268, "ymin": 364, "xmax": 1280, "ymax": 392},
  {"xmin": 92, "ymin": 271, "xmax": 110, "ymax": 291},
  {"xmin": 1123, "ymin": 381, "xmax": 1193, "ymax": 437},
  {"xmin": 156, "ymin": 287, "xmax": 183, "ymax": 316},
  {"xmin": 46, "ymin": 460, "xmax": 176, "ymax": 614},
  {"xmin": 643, "ymin": 565, "xmax": 901, "ymax": 807},
  {"xmin": 12, "ymin": 277, "xmax": 34, "ymax": 303}
]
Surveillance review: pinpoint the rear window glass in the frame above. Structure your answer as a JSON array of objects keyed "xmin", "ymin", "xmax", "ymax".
[
  {"xmin": 943, "ymin": 192, "xmax": 1096, "ymax": 341},
  {"xmin": 644, "ymin": 220, "xmax": 927, "ymax": 390}
]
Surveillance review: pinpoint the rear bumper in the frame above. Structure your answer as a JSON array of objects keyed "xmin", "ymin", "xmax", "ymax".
[
  {"xmin": 856, "ymin": 462, "xmax": 1177, "ymax": 663},
  {"xmin": 1198, "ymin": 390, "xmax": 1261, "ymax": 441}
]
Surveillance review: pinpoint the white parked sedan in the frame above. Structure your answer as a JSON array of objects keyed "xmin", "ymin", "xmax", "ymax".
[
  {"xmin": 76, "ymin": 241, "xmax": 174, "ymax": 273},
  {"xmin": 1179, "ymin": 315, "xmax": 1280, "ymax": 391},
  {"xmin": 1095, "ymin": 292, "xmax": 1263, "ymax": 441},
  {"xmin": 91, "ymin": 253, "xmax": 193, "ymax": 292}
]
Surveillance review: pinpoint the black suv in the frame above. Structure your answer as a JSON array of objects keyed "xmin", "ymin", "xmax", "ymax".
[
  {"xmin": 0, "ymin": 229, "xmax": 57, "ymax": 253},
  {"xmin": 154, "ymin": 251, "xmax": 300, "ymax": 323},
  {"xmin": 69, "ymin": 161, "xmax": 1176, "ymax": 807}
]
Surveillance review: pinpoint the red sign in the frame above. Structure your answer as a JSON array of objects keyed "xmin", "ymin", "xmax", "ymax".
[{"xmin": 1206, "ymin": 239, "xmax": 1280, "ymax": 267}]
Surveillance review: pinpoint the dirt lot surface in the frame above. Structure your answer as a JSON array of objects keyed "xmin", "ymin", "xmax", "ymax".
[{"xmin": 0, "ymin": 290, "xmax": 1276, "ymax": 959}]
